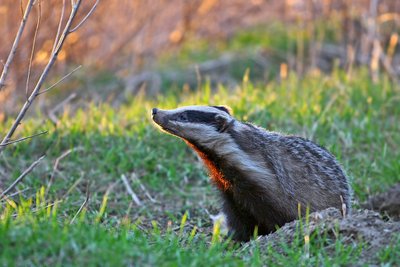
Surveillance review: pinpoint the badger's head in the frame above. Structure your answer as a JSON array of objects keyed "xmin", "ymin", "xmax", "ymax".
[{"xmin": 151, "ymin": 105, "xmax": 234, "ymax": 145}]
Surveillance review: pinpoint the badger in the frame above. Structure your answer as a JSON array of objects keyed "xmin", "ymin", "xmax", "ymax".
[{"xmin": 151, "ymin": 105, "xmax": 351, "ymax": 241}]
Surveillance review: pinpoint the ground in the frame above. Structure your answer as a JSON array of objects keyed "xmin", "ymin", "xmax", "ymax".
[{"xmin": 262, "ymin": 205, "xmax": 400, "ymax": 266}]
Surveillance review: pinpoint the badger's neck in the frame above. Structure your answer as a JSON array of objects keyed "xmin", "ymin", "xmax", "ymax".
[{"xmin": 184, "ymin": 140, "xmax": 231, "ymax": 191}]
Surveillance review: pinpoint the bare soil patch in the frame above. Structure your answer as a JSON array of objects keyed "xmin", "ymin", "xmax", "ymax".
[
  {"xmin": 362, "ymin": 183, "xmax": 400, "ymax": 221},
  {"xmin": 259, "ymin": 207, "xmax": 400, "ymax": 265}
]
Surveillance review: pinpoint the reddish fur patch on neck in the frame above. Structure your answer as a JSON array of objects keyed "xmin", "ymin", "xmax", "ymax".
[{"xmin": 184, "ymin": 140, "xmax": 231, "ymax": 191}]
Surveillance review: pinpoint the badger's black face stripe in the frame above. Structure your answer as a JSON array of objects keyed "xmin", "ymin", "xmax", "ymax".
[
  {"xmin": 171, "ymin": 111, "xmax": 218, "ymax": 125},
  {"xmin": 212, "ymin": 106, "xmax": 231, "ymax": 115}
]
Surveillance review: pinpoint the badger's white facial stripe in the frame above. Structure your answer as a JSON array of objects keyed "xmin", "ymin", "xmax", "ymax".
[
  {"xmin": 170, "ymin": 105, "xmax": 229, "ymax": 116},
  {"xmin": 160, "ymin": 106, "xmax": 233, "ymax": 135}
]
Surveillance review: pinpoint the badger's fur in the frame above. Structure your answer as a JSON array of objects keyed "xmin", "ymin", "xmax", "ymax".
[{"xmin": 152, "ymin": 105, "xmax": 351, "ymax": 241}]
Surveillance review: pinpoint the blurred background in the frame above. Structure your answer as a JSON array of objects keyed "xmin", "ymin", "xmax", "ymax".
[{"xmin": 1, "ymin": 0, "xmax": 400, "ymax": 116}]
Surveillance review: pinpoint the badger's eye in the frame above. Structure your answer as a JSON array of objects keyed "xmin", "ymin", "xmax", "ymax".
[{"xmin": 178, "ymin": 113, "xmax": 188, "ymax": 122}]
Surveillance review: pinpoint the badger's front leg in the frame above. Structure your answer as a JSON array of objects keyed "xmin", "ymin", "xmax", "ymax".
[{"xmin": 221, "ymin": 193, "xmax": 258, "ymax": 242}]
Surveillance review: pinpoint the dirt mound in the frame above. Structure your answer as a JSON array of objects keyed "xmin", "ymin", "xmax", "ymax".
[
  {"xmin": 259, "ymin": 208, "xmax": 400, "ymax": 265},
  {"xmin": 362, "ymin": 183, "xmax": 400, "ymax": 220}
]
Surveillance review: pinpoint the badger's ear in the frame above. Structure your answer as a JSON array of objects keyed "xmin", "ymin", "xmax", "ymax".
[
  {"xmin": 215, "ymin": 114, "xmax": 233, "ymax": 133},
  {"xmin": 212, "ymin": 105, "xmax": 232, "ymax": 115}
]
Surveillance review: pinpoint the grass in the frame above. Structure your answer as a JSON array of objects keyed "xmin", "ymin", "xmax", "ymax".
[
  {"xmin": 0, "ymin": 191, "xmax": 365, "ymax": 266},
  {"xmin": 377, "ymin": 234, "xmax": 400, "ymax": 266},
  {"xmin": 0, "ymin": 198, "xmax": 241, "ymax": 266},
  {"xmin": 1, "ymin": 65, "xmax": 400, "ymax": 265}
]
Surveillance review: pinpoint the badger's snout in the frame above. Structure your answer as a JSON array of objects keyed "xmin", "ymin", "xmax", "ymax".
[
  {"xmin": 152, "ymin": 108, "xmax": 180, "ymax": 136},
  {"xmin": 151, "ymin": 107, "xmax": 168, "ymax": 128},
  {"xmin": 151, "ymin": 107, "xmax": 161, "ymax": 123}
]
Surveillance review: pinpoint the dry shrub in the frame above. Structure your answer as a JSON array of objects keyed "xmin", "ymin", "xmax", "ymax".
[{"xmin": 1, "ymin": 0, "xmax": 399, "ymax": 111}]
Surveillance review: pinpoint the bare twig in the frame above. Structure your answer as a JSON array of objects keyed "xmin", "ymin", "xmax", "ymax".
[
  {"xmin": 52, "ymin": 0, "xmax": 66, "ymax": 54},
  {"xmin": 0, "ymin": 0, "xmax": 97, "ymax": 154},
  {"xmin": 69, "ymin": 0, "xmax": 99, "ymax": 33},
  {"xmin": 0, "ymin": 155, "xmax": 45, "ymax": 199},
  {"xmin": 0, "ymin": 188, "xmax": 30, "ymax": 202},
  {"xmin": 38, "ymin": 65, "xmax": 82, "ymax": 95},
  {"xmin": 62, "ymin": 172, "xmax": 84, "ymax": 198},
  {"xmin": 121, "ymin": 174, "xmax": 142, "ymax": 206},
  {"xmin": 131, "ymin": 172, "xmax": 156, "ymax": 203},
  {"xmin": 70, "ymin": 183, "xmax": 90, "ymax": 224},
  {"xmin": 25, "ymin": 0, "xmax": 42, "ymax": 98},
  {"xmin": 0, "ymin": 130, "xmax": 48, "ymax": 147},
  {"xmin": 46, "ymin": 147, "xmax": 83, "ymax": 194},
  {"xmin": 9, "ymin": 199, "xmax": 62, "ymax": 218},
  {"xmin": 30, "ymin": 200, "xmax": 62, "ymax": 214},
  {"xmin": 0, "ymin": 0, "xmax": 35, "ymax": 90},
  {"xmin": 48, "ymin": 93, "xmax": 77, "ymax": 124}
]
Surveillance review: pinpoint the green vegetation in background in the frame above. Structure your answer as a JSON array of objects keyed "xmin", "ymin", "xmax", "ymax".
[
  {"xmin": 157, "ymin": 20, "xmax": 343, "ymax": 91},
  {"xmin": 161, "ymin": 20, "xmax": 341, "ymax": 67}
]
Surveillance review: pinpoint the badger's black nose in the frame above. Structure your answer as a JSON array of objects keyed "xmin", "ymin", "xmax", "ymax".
[{"xmin": 152, "ymin": 108, "xmax": 158, "ymax": 116}]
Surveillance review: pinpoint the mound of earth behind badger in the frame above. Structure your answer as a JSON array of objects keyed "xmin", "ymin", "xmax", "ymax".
[
  {"xmin": 152, "ymin": 105, "xmax": 352, "ymax": 241},
  {"xmin": 259, "ymin": 207, "xmax": 400, "ymax": 265},
  {"xmin": 362, "ymin": 183, "xmax": 400, "ymax": 220}
]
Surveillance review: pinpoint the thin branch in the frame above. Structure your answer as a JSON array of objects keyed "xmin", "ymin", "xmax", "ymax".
[
  {"xmin": 52, "ymin": 0, "xmax": 66, "ymax": 54},
  {"xmin": 0, "ymin": 131, "xmax": 48, "ymax": 147},
  {"xmin": 131, "ymin": 172, "xmax": 156, "ymax": 203},
  {"xmin": 8, "ymin": 200, "xmax": 63, "ymax": 218},
  {"xmin": 31, "ymin": 200, "xmax": 62, "ymax": 214},
  {"xmin": 38, "ymin": 65, "xmax": 82, "ymax": 95},
  {"xmin": 0, "ymin": 155, "xmax": 45, "ymax": 199},
  {"xmin": 0, "ymin": 188, "xmax": 30, "ymax": 202},
  {"xmin": 25, "ymin": 0, "xmax": 42, "ymax": 98},
  {"xmin": 69, "ymin": 0, "xmax": 99, "ymax": 33},
  {"xmin": 0, "ymin": 0, "xmax": 35, "ymax": 90},
  {"xmin": 0, "ymin": 0, "xmax": 91, "ymax": 154},
  {"xmin": 46, "ymin": 147, "xmax": 83, "ymax": 194},
  {"xmin": 69, "ymin": 183, "xmax": 90, "ymax": 224},
  {"xmin": 62, "ymin": 172, "xmax": 84, "ymax": 198},
  {"xmin": 48, "ymin": 93, "xmax": 77, "ymax": 124},
  {"xmin": 121, "ymin": 174, "xmax": 142, "ymax": 206}
]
